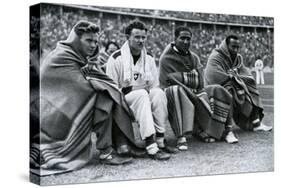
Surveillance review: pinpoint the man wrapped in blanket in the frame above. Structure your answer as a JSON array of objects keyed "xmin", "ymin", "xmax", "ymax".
[
  {"xmin": 106, "ymin": 20, "xmax": 176, "ymax": 160},
  {"xmin": 205, "ymin": 34, "xmax": 272, "ymax": 132},
  {"xmin": 159, "ymin": 26, "xmax": 238, "ymax": 149},
  {"xmin": 30, "ymin": 21, "xmax": 146, "ymax": 176}
]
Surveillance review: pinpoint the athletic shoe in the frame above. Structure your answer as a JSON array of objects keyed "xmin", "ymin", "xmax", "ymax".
[
  {"xmin": 146, "ymin": 142, "xmax": 171, "ymax": 160},
  {"xmin": 148, "ymin": 150, "xmax": 171, "ymax": 160},
  {"xmin": 159, "ymin": 145, "xmax": 179, "ymax": 154},
  {"xmin": 100, "ymin": 153, "xmax": 133, "ymax": 165},
  {"xmin": 253, "ymin": 123, "xmax": 273, "ymax": 132},
  {"xmin": 177, "ymin": 137, "xmax": 188, "ymax": 151},
  {"xmin": 225, "ymin": 131, "xmax": 238, "ymax": 144}
]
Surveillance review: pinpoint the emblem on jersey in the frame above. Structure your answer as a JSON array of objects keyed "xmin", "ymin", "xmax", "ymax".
[{"xmin": 133, "ymin": 73, "xmax": 139, "ymax": 80}]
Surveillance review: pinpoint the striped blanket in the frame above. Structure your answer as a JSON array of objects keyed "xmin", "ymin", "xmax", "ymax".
[
  {"xmin": 159, "ymin": 43, "xmax": 232, "ymax": 139},
  {"xmin": 205, "ymin": 39, "xmax": 264, "ymax": 130},
  {"xmin": 30, "ymin": 36, "xmax": 135, "ymax": 176}
]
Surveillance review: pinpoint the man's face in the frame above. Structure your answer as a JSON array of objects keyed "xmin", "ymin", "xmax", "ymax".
[
  {"xmin": 79, "ymin": 32, "xmax": 99, "ymax": 57},
  {"xmin": 227, "ymin": 38, "xmax": 240, "ymax": 56},
  {"xmin": 128, "ymin": 28, "xmax": 147, "ymax": 55},
  {"xmin": 107, "ymin": 44, "xmax": 118, "ymax": 55},
  {"xmin": 175, "ymin": 31, "xmax": 192, "ymax": 53}
]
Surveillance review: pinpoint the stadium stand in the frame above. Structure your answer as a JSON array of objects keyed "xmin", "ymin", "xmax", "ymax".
[{"xmin": 38, "ymin": 4, "xmax": 274, "ymax": 68}]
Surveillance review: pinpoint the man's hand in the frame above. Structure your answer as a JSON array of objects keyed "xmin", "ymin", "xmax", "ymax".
[
  {"xmin": 227, "ymin": 69, "xmax": 238, "ymax": 78},
  {"xmin": 190, "ymin": 69, "xmax": 197, "ymax": 73},
  {"xmin": 81, "ymin": 63, "xmax": 103, "ymax": 75},
  {"xmin": 81, "ymin": 64, "xmax": 93, "ymax": 75}
]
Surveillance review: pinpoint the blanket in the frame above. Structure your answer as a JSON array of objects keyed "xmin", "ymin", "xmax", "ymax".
[
  {"xmin": 159, "ymin": 43, "xmax": 232, "ymax": 139},
  {"xmin": 30, "ymin": 30, "xmax": 135, "ymax": 176},
  {"xmin": 205, "ymin": 39, "xmax": 264, "ymax": 130}
]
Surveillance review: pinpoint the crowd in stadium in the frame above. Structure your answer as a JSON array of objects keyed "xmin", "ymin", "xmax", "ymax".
[
  {"xmin": 37, "ymin": 5, "xmax": 274, "ymax": 68},
  {"xmin": 92, "ymin": 6, "xmax": 274, "ymax": 26}
]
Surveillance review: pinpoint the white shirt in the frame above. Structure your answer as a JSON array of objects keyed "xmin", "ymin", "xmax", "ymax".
[
  {"xmin": 106, "ymin": 50, "xmax": 159, "ymax": 90},
  {"xmin": 255, "ymin": 59, "xmax": 264, "ymax": 71}
]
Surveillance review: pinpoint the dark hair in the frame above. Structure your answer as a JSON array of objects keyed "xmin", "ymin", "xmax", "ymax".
[
  {"xmin": 73, "ymin": 20, "xmax": 100, "ymax": 36},
  {"xmin": 125, "ymin": 20, "xmax": 147, "ymax": 37},
  {"xmin": 226, "ymin": 34, "xmax": 239, "ymax": 45},
  {"xmin": 105, "ymin": 41, "xmax": 119, "ymax": 52},
  {"xmin": 175, "ymin": 26, "xmax": 192, "ymax": 39}
]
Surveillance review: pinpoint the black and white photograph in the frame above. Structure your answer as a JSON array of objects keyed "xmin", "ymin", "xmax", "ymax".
[
  {"xmin": 2, "ymin": 0, "xmax": 279, "ymax": 188},
  {"xmin": 28, "ymin": 1, "xmax": 275, "ymax": 186}
]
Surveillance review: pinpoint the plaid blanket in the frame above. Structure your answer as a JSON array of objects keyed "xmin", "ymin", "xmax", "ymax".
[
  {"xmin": 30, "ymin": 33, "xmax": 135, "ymax": 176},
  {"xmin": 205, "ymin": 39, "xmax": 264, "ymax": 130},
  {"xmin": 159, "ymin": 43, "xmax": 232, "ymax": 139}
]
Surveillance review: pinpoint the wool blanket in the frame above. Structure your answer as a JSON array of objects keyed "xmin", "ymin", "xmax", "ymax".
[
  {"xmin": 159, "ymin": 43, "xmax": 232, "ymax": 139},
  {"xmin": 30, "ymin": 32, "xmax": 135, "ymax": 176},
  {"xmin": 205, "ymin": 40, "xmax": 264, "ymax": 130}
]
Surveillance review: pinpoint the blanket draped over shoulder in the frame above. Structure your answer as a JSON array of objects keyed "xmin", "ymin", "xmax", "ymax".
[
  {"xmin": 205, "ymin": 40, "xmax": 264, "ymax": 130},
  {"xmin": 159, "ymin": 43, "xmax": 232, "ymax": 139},
  {"xmin": 30, "ymin": 30, "xmax": 135, "ymax": 176}
]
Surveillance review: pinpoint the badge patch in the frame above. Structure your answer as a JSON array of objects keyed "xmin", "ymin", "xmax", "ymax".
[{"xmin": 134, "ymin": 73, "xmax": 139, "ymax": 80}]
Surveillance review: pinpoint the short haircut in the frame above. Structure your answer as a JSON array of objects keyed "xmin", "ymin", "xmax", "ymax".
[
  {"xmin": 226, "ymin": 34, "xmax": 239, "ymax": 45},
  {"xmin": 125, "ymin": 20, "xmax": 147, "ymax": 37},
  {"xmin": 73, "ymin": 20, "xmax": 100, "ymax": 36},
  {"xmin": 175, "ymin": 26, "xmax": 192, "ymax": 39},
  {"xmin": 105, "ymin": 41, "xmax": 120, "ymax": 52}
]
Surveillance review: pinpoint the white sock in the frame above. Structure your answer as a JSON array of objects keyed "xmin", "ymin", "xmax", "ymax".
[
  {"xmin": 146, "ymin": 143, "xmax": 159, "ymax": 155},
  {"xmin": 177, "ymin": 136, "xmax": 187, "ymax": 144},
  {"xmin": 252, "ymin": 118, "xmax": 260, "ymax": 125}
]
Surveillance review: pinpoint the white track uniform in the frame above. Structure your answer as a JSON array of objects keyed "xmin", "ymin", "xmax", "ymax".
[
  {"xmin": 106, "ymin": 41, "xmax": 168, "ymax": 141},
  {"xmin": 254, "ymin": 59, "xmax": 265, "ymax": 85}
]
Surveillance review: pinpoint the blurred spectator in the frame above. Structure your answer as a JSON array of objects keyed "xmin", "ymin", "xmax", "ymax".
[
  {"xmin": 254, "ymin": 56, "xmax": 265, "ymax": 84},
  {"xmin": 39, "ymin": 4, "xmax": 274, "ymax": 69},
  {"xmin": 92, "ymin": 5, "xmax": 274, "ymax": 26},
  {"xmin": 99, "ymin": 41, "xmax": 120, "ymax": 72}
]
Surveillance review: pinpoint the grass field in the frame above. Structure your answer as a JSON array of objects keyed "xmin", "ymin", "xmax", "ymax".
[{"xmin": 33, "ymin": 73, "xmax": 274, "ymax": 186}]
